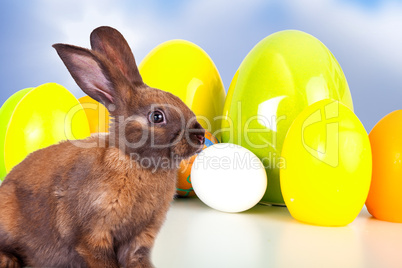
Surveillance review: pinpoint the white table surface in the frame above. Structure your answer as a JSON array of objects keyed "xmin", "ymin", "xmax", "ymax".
[{"xmin": 152, "ymin": 197, "xmax": 402, "ymax": 268}]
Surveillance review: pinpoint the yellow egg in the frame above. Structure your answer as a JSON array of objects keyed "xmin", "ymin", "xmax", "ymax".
[
  {"xmin": 0, "ymin": 83, "xmax": 90, "ymax": 180},
  {"xmin": 79, "ymin": 95, "xmax": 110, "ymax": 133},
  {"xmin": 280, "ymin": 99, "xmax": 371, "ymax": 226},
  {"xmin": 138, "ymin": 40, "xmax": 226, "ymax": 139}
]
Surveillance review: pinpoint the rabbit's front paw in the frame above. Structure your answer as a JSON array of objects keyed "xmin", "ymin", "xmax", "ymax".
[
  {"xmin": 0, "ymin": 251, "xmax": 21, "ymax": 268},
  {"xmin": 127, "ymin": 247, "xmax": 154, "ymax": 268}
]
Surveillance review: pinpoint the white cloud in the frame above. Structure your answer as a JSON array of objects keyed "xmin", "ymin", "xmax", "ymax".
[
  {"xmin": 33, "ymin": 0, "xmax": 159, "ymax": 96},
  {"xmin": 285, "ymin": 0, "xmax": 402, "ymax": 73}
]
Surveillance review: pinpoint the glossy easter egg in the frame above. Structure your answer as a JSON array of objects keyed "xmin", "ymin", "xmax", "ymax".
[
  {"xmin": 79, "ymin": 95, "xmax": 110, "ymax": 133},
  {"xmin": 139, "ymin": 40, "xmax": 226, "ymax": 139},
  {"xmin": 221, "ymin": 30, "xmax": 354, "ymax": 205},
  {"xmin": 280, "ymin": 99, "xmax": 371, "ymax": 226},
  {"xmin": 0, "ymin": 83, "xmax": 90, "ymax": 180},
  {"xmin": 366, "ymin": 110, "xmax": 402, "ymax": 222},
  {"xmin": 191, "ymin": 143, "xmax": 267, "ymax": 213}
]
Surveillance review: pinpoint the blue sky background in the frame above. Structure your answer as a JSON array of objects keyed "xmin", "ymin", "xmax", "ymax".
[{"xmin": 0, "ymin": 0, "xmax": 401, "ymax": 132}]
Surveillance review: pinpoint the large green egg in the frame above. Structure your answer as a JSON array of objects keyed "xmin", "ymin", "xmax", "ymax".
[{"xmin": 221, "ymin": 30, "xmax": 353, "ymax": 205}]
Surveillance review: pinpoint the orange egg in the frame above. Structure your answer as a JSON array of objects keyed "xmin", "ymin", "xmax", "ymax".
[
  {"xmin": 177, "ymin": 155, "xmax": 198, "ymax": 197},
  {"xmin": 176, "ymin": 131, "xmax": 219, "ymax": 197},
  {"xmin": 78, "ymin": 96, "xmax": 110, "ymax": 133},
  {"xmin": 366, "ymin": 110, "xmax": 402, "ymax": 222}
]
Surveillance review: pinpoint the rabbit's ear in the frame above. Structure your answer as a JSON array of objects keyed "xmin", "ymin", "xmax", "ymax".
[
  {"xmin": 90, "ymin": 26, "xmax": 143, "ymax": 87},
  {"xmin": 53, "ymin": 43, "xmax": 117, "ymax": 109}
]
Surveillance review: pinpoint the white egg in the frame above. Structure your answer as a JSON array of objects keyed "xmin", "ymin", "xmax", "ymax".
[{"xmin": 191, "ymin": 143, "xmax": 267, "ymax": 213}]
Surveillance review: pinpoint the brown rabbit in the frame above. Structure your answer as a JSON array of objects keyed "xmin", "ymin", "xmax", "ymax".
[{"xmin": 0, "ymin": 26, "xmax": 205, "ymax": 268}]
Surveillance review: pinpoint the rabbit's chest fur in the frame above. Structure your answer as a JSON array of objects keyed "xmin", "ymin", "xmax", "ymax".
[
  {"xmin": 79, "ymin": 147, "xmax": 177, "ymax": 240},
  {"xmin": 53, "ymin": 140, "xmax": 178, "ymax": 245}
]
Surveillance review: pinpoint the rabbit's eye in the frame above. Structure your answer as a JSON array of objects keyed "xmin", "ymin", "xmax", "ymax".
[{"xmin": 149, "ymin": 110, "xmax": 165, "ymax": 124}]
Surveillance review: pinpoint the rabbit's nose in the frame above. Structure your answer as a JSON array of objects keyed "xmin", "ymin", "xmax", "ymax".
[
  {"xmin": 189, "ymin": 121, "xmax": 205, "ymax": 145},
  {"xmin": 193, "ymin": 134, "xmax": 205, "ymax": 144}
]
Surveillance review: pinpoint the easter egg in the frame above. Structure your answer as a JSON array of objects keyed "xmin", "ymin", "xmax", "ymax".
[
  {"xmin": 191, "ymin": 143, "xmax": 267, "ymax": 213},
  {"xmin": 0, "ymin": 83, "xmax": 90, "ymax": 180},
  {"xmin": 176, "ymin": 156, "xmax": 197, "ymax": 197},
  {"xmin": 139, "ymin": 40, "xmax": 226, "ymax": 139},
  {"xmin": 366, "ymin": 110, "xmax": 402, "ymax": 223},
  {"xmin": 176, "ymin": 130, "xmax": 219, "ymax": 197},
  {"xmin": 280, "ymin": 99, "xmax": 371, "ymax": 226},
  {"xmin": 221, "ymin": 30, "xmax": 354, "ymax": 205},
  {"xmin": 79, "ymin": 95, "xmax": 110, "ymax": 133}
]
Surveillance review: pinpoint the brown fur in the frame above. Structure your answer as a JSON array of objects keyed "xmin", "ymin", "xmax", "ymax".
[{"xmin": 0, "ymin": 26, "xmax": 205, "ymax": 268}]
